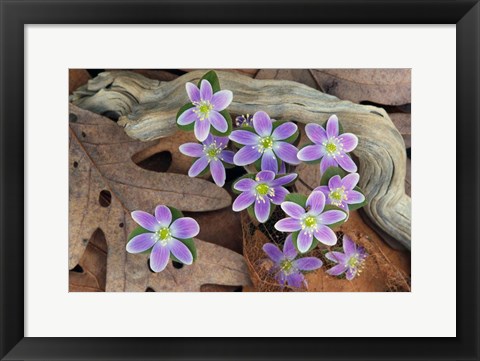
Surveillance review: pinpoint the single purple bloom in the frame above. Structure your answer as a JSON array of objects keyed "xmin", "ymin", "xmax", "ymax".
[
  {"xmin": 314, "ymin": 173, "xmax": 365, "ymax": 212},
  {"xmin": 229, "ymin": 111, "xmax": 300, "ymax": 173},
  {"xmin": 297, "ymin": 115, "xmax": 358, "ymax": 174},
  {"xmin": 235, "ymin": 113, "xmax": 253, "ymax": 128},
  {"xmin": 177, "ymin": 79, "xmax": 233, "ymax": 141},
  {"xmin": 262, "ymin": 234, "xmax": 323, "ymax": 288},
  {"xmin": 179, "ymin": 134, "xmax": 235, "ymax": 187},
  {"xmin": 126, "ymin": 205, "xmax": 199, "ymax": 272},
  {"xmin": 325, "ymin": 234, "xmax": 367, "ymax": 280},
  {"xmin": 232, "ymin": 170, "xmax": 297, "ymax": 223},
  {"xmin": 275, "ymin": 191, "xmax": 347, "ymax": 253}
]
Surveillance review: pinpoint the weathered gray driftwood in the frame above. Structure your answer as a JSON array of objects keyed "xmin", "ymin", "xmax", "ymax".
[{"xmin": 71, "ymin": 70, "xmax": 411, "ymax": 250}]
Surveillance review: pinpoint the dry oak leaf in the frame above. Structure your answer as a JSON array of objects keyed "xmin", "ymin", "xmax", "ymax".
[
  {"xmin": 125, "ymin": 238, "xmax": 253, "ymax": 292},
  {"xmin": 310, "ymin": 69, "xmax": 411, "ymax": 106},
  {"xmin": 69, "ymin": 104, "xmax": 231, "ymax": 291}
]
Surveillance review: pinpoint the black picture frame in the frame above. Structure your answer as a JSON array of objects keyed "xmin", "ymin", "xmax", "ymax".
[{"xmin": 1, "ymin": 1, "xmax": 478, "ymax": 360}]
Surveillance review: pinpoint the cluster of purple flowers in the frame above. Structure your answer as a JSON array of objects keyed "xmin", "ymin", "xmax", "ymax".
[{"xmin": 127, "ymin": 70, "xmax": 368, "ymax": 282}]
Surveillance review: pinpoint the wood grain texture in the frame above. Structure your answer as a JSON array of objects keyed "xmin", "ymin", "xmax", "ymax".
[{"xmin": 71, "ymin": 70, "xmax": 411, "ymax": 249}]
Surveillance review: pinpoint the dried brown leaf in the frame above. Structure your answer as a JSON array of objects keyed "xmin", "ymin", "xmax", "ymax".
[{"xmin": 69, "ymin": 105, "xmax": 232, "ymax": 291}]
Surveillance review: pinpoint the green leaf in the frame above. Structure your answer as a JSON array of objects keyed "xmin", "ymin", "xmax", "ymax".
[
  {"xmin": 320, "ymin": 167, "xmax": 347, "ymax": 186},
  {"xmin": 347, "ymin": 186, "xmax": 368, "ymax": 211},
  {"xmin": 284, "ymin": 193, "xmax": 307, "ymax": 207},
  {"xmin": 199, "ymin": 70, "xmax": 221, "ymax": 93},
  {"xmin": 209, "ymin": 110, "xmax": 232, "ymax": 137},
  {"xmin": 247, "ymin": 204, "xmax": 256, "ymax": 221},
  {"xmin": 323, "ymin": 204, "xmax": 348, "ymax": 229},
  {"xmin": 168, "ymin": 206, "xmax": 184, "ymax": 221},
  {"xmin": 176, "ymin": 103, "xmax": 195, "ymax": 132},
  {"xmin": 292, "ymin": 231, "xmax": 319, "ymax": 254},
  {"xmin": 170, "ymin": 237, "xmax": 197, "ymax": 262}
]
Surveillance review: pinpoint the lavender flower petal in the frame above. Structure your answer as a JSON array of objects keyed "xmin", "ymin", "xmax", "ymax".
[
  {"xmin": 328, "ymin": 175, "xmax": 342, "ymax": 190},
  {"xmin": 211, "ymin": 90, "xmax": 233, "ymax": 111},
  {"xmin": 346, "ymin": 268, "xmax": 356, "ymax": 281},
  {"xmin": 325, "ymin": 251, "xmax": 347, "ymax": 264},
  {"xmin": 283, "ymin": 234, "xmax": 297, "ymax": 260},
  {"xmin": 155, "ymin": 205, "xmax": 172, "ymax": 227},
  {"xmin": 185, "ymin": 82, "xmax": 200, "ymax": 103},
  {"xmin": 326, "ymin": 115, "xmax": 339, "ymax": 138},
  {"xmin": 346, "ymin": 190, "xmax": 365, "ymax": 204},
  {"xmin": 271, "ymin": 173, "xmax": 297, "ymax": 187},
  {"xmin": 274, "ymin": 142, "xmax": 300, "ymax": 165},
  {"xmin": 177, "ymin": 108, "xmax": 197, "ymax": 125},
  {"xmin": 179, "ymin": 142, "xmax": 204, "ymax": 157},
  {"xmin": 313, "ymin": 225, "xmax": 337, "ymax": 246},
  {"xmin": 170, "ymin": 217, "xmax": 200, "ymax": 239},
  {"xmin": 320, "ymin": 155, "xmax": 338, "ymax": 174},
  {"xmin": 150, "ymin": 242, "xmax": 170, "ymax": 272},
  {"xmin": 261, "ymin": 149, "xmax": 278, "ymax": 173},
  {"xmin": 233, "ymin": 145, "xmax": 262, "ymax": 165},
  {"xmin": 262, "ymin": 243, "xmax": 283, "ymax": 263},
  {"xmin": 281, "ymin": 201, "xmax": 306, "ymax": 219},
  {"xmin": 169, "ymin": 238, "xmax": 193, "ymax": 265},
  {"xmin": 297, "ymin": 145, "xmax": 324, "ymax": 162},
  {"xmin": 336, "ymin": 154, "xmax": 358, "ymax": 173},
  {"xmin": 232, "ymin": 191, "xmax": 256, "ymax": 211},
  {"xmin": 234, "ymin": 178, "xmax": 256, "ymax": 192},
  {"xmin": 319, "ymin": 210, "xmax": 346, "ymax": 225},
  {"xmin": 126, "ymin": 233, "xmax": 156, "ymax": 253},
  {"xmin": 297, "ymin": 230, "xmax": 314, "ymax": 253},
  {"xmin": 194, "ymin": 118, "xmax": 211, "ymax": 142},
  {"xmin": 286, "ymin": 273, "xmax": 305, "ymax": 288},
  {"xmin": 278, "ymin": 161, "xmax": 286, "ymax": 174},
  {"xmin": 342, "ymin": 234, "xmax": 356, "ymax": 255},
  {"xmin": 220, "ymin": 150, "xmax": 235, "ymax": 164},
  {"xmin": 131, "ymin": 210, "xmax": 160, "ymax": 232},
  {"xmin": 306, "ymin": 191, "xmax": 326, "ymax": 215},
  {"xmin": 256, "ymin": 170, "xmax": 275, "ymax": 182},
  {"xmin": 314, "ymin": 185, "xmax": 330, "ymax": 197},
  {"xmin": 229, "ymin": 130, "xmax": 260, "ymax": 145},
  {"xmin": 339, "ymin": 133, "xmax": 358, "ymax": 152},
  {"xmin": 274, "ymin": 218, "xmax": 302, "ymax": 232},
  {"xmin": 210, "ymin": 159, "xmax": 226, "ymax": 187},
  {"xmin": 326, "ymin": 264, "xmax": 347, "ymax": 276},
  {"xmin": 200, "ymin": 79, "xmax": 213, "ymax": 101},
  {"xmin": 270, "ymin": 186, "xmax": 289, "ymax": 205},
  {"xmin": 188, "ymin": 156, "xmax": 209, "ymax": 177},
  {"xmin": 253, "ymin": 111, "xmax": 272, "ymax": 137},
  {"xmin": 208, "ymin": 110, "xmax": 228, "ymax": 133},
  {"xmin": 342, "ymin": 173, "xmax": 360, "ymax": 190},
  {"xmin": 272, "ymin": 122, "xmax": 297, "ymax": 140},
  {"xmin": 305, "ymin": 123, "xmax": 328, "ymax": 144},
  {"xmin": 215, "ymin": 136, "xmax": 229, "ymax": 148},
  {"xmin": 254, "ymin": 198, "xmax": 271, "ymax": 223},
  {"xmin": 294, "ymin": 257, "xmax": 323, "ymax": 271}
]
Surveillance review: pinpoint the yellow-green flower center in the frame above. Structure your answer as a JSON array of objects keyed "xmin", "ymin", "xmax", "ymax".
[
  {"xmin": 329, "ymin": 186, "xmax": 347, "ymax": 206},
  {"xmin": 326, "ymin": 142, "xmax": 337, "ymax": 154},
  {"xmin": 259, "ymin": 136, "xmax": 274, "ymax": 150},
  {"xmin": 256, "ymin": 183, "xmax": 270, "ymax": 196},
  {"xmin": 280, "ymin": 259, "xmax": 294, "ymax": 273},
  {"xmin": 347, "ymin": 257, "xmax": 358, "ymax": 268},
  {"xmin": 304, "ymin": 216, "xmax": 317, "ymax": 228},
  {"xmin": 156, "ymin": 227, "xmax": 171, "ymax": 243},
  {"xmin": 194, "ymin": 101, "xmax": 214, "ymax": 121},
  {"xmin": 203, "ymin": 141, "xmax": 223, "ymax": 161}
]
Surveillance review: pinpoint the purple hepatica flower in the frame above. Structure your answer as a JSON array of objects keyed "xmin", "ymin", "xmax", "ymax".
[
  {"xmin": 230, "ymin": 111, "xmax": 300, "ymax": 173},
  {"xmin": 314, "ymin": 173, "xmax": 365, "ymax": 212},
  {"xmin": 263, "ymin": 234, "xmax": 323, "ymax": 288},
  {"xmin": 232, "ymin": 170, "xmax": 297, "ymax": 223},
  {"xmin": 177, "ymin": 79, "xmax": 233, "ymax": 141},
  {"xmin": 297, "ymin": 115, "xmax": 358, "ymax": 174},
  {"xmin": 235, "ymin": 113, "xmax": 253, "ymax": 128},
  {"xmin": 179, "ymin": 134, "xmax": 235, "ymax": 187},
  {"xmin": 126, "ymin": 205, "xmax": 199, "ymax": 272},
  {"xmin": 275, "ymin": 191, "xmax": 346, "ymax": 253},
  {"xmin": 326, "ymin": 234, "xmax": 367, "ymax": 280}
]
